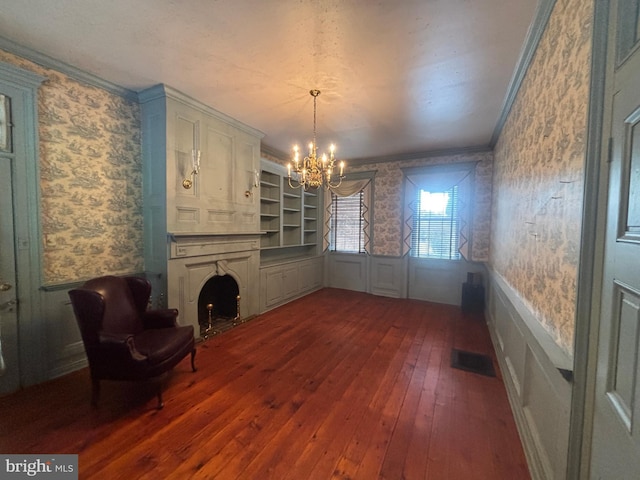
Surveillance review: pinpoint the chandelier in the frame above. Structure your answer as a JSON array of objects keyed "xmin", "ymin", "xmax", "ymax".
[{"xmin": 288, "ymin": 89, "xmax": 345, "ymax": 190}]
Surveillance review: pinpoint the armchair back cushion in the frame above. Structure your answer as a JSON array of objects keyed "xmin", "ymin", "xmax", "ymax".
[{"xmin": 82, "ymin": 276, "xmax": 145, "ymax": 335}]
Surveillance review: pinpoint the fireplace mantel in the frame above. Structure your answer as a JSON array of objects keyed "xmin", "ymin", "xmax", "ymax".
[{"xmin": 169, "ymin": 232, "xmax": 262, "ymax": 259}]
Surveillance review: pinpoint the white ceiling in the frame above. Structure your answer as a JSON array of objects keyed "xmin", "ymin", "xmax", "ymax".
[{"xmin": 0, "ymin": 0, "xmax": 538, "ymax": 160}]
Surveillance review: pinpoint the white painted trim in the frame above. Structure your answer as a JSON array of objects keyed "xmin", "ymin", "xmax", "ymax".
[
  {"xmin": 489, "ymin": 268, "xmax": 573, "ymax": 372},
  {"xmin": 567, "ymin": 1, "xmax": 614, "ymax": 478},
  {"xmin": 348, "ymin": 145, "xmax": 491, "ymax": 166},
  {"xmin": 138, "ymin": 84, "xmax": 264, "ymax": 139},
  {"xmin": 0, "ymin": 35, "xmax": 137, "ymax": 101},
  {"xmin": 490, "ymin": 0, "xmax": 558, "ymax": 146},
  {"xmin": 0, "ymin": 61, "xmax": 46, "ymax": 387}
]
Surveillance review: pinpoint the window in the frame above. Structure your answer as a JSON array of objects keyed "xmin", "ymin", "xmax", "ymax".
[
  {"xmin": 329, "ymin": 191, "xmax": 365, "ymax": 253},
  {"xmin": 411, "ymin": 185, "xmax": 461, "ymax": 259}
]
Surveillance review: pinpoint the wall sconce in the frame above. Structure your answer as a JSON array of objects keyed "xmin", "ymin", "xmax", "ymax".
[
  {"xmin": 244, "ymin": 169, "xmax": 260, "ymax": 197},
  {"xmin": 182, "ymin": 150, "xmax": 201, "ymax": 189}
]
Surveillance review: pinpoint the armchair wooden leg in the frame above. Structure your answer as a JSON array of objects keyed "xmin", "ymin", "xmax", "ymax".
[
  {"xmin": 156, "ymin": 387, "xmax": 164, "ymax": 410},
  {"xmin": 191, "ymin": 348, "xmax": 197, "ymax": 372}
]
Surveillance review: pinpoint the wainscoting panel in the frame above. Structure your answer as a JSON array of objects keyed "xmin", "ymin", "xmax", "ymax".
[
  {"xmin": 407, "ymin": 257, "xmax": 486, "ymax": 306},
  {"xmin": 325, "ymin": 253, "xmax": 368, "ymax": 292},
  {"xmin": 41, "ymin": 288, "xmax": 87, "ymax": 380},
  {"xmin": 486, "ymin": 269, "xmax": 572, "ymax": 480},
  {"xmin": 369, "ymin": 256, "xmax": 405, "ymax": 298}
]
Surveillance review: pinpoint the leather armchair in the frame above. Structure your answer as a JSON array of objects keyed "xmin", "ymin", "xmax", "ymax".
[{"xmin": 69, "ymin": 275, "xmax": 196, "ymax": 409}]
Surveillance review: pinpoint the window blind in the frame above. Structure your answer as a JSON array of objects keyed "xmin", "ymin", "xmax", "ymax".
[
  {"xmin": 411, "ymin": 186, "xmax": 461, "ymax": 259},
  {"xmin": 330, "ymin": 191, "xmax": 365, "ymax": 253}
]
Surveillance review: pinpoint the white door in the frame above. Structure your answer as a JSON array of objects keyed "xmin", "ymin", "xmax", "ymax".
[
  {"xmin": 590, "ymin": 1, "xmax": 640, "ymax": 476},
  {"xmin": 0, "ymin": 92, "xmax": 20, "ymax": 395}
]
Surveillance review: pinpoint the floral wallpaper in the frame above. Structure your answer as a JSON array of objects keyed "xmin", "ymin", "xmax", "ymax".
[
  {"xmin": 262, "ymin": 149, "xmax": 493, "ymax": 261},
  {"xmin": 0, "ymin": 50, "xmax": 143, "ymax": 285},
  {"xmin": 349, "ymin": 152, "xmax": 493, "ymax": 260},
  {"xmin": 491, "ymin": 0, "xmax": 593, "ymax": 356}
]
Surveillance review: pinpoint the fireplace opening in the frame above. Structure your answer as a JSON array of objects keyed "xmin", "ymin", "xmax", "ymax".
[{"xmin": 197, "ymin": 274, "xmax": 240, "ymax": 337}]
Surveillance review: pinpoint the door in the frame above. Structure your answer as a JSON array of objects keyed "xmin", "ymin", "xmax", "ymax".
[
  {"xmin": 590, "ymin": 1, "xmax": 640, "ymax": 476},
  {"xmin": 0, "ymin": 92, "xmax": 19, "ymax": 395}
]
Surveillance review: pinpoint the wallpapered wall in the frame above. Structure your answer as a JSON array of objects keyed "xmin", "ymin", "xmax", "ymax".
[
  {"xmin": 0, "ymin": 50, "xmax": 143, "ymax": 285},
  {"xmin": 491, "ymin": 0, "xmax": 593, "ymax": 355},
  {"xmin": 262, "ymin": 150, "xmax": 493, "ymax": 261},
  {"xmin": 349, "ymin": 152, "xmax": 493, "ymax": 260}
]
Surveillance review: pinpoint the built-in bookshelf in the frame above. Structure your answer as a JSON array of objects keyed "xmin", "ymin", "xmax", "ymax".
[
  {"xmin": 259, "ymin": 169, "xmax": 281, "ymax": 249},
  {"xmin": 303, "ymin": 191, "xmax": 319, "ymax": 246},
  {"xmin": 259, "ymin": 159, "xmax": 321, "ymax": 257},
  {"xmin": 282, "ymin": 183, "xmax": 302, "ymax": 246}
]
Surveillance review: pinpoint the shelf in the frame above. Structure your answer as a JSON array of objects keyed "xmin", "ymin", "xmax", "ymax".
[
  {"xmin": 260, "ymin": 245, "xmax": 283, "ymax": 251},
  {"xmin": 260, "ymin": 159, "xmax": 322, "ymax": 254}
]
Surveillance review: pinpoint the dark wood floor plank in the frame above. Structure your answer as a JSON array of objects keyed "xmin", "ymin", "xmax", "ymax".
[
  {"xmin": 241, "ymin": 299, "xmax": 401, "ymax": 479},
  {"xmin": 0, "ymin": 288, "xmax": 530, "ymax": 480}
]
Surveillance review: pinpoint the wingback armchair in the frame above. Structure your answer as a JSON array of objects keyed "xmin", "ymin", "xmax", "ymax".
[{"xmin": 69, "ymin": 275, "xmax": 196, "ymax": 409}]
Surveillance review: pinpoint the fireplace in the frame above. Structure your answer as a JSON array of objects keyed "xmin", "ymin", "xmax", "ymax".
[
  {"xmin": 166, "ymin": 233, "xmax": 261, "ymax": 339},
  {"xmin": 197, "ymin": 274, "xmax": 241, "ymax": 338}
]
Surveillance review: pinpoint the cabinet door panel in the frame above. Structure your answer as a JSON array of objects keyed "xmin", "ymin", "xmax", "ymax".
[
  {"xmin": 264, "ymin": 269, "xmax": 284, "ymax": 307},
  {"xmin": 300, "ymin": 260, "xmax": 321, "ymax": 292},
  {"xmin": 174, "ymin": 115, "xmax": 198, "ymax": 194},
  {"xmin": 283, "ymin": 265, "xmax": 299, "ymax": 298},
  {"xmin": 202, "ymin": 125, "xmax": 233, "ymax": 204}
]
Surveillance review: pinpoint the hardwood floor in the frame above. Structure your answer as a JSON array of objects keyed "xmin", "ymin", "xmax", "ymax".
[{"xmin": 0, "ymin": 288, "xmax": 530, "ymax": 479}]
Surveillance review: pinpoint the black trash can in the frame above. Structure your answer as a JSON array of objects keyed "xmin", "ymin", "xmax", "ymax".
[{"xmin": 461, "ymin": 272, "xmax": 485, "ymax": 313}]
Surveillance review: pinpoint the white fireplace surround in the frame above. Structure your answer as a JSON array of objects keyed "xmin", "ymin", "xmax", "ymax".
[{"xmin": 167, "ymin": 233, "xmax": 261, "ymax": 337}]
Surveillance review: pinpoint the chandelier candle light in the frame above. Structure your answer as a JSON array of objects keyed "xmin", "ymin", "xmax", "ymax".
[{"xmin": 288, "ymin": 89, "xmax": 345, "ymax": 190}]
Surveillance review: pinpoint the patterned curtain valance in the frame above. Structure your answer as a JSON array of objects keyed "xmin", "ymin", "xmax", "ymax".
[{"xmin": 323, "ymin": 177, "xmax": 374, "ymax": 253}]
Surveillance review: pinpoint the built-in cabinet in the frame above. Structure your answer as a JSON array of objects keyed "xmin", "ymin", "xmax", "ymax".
[
  {"xmin": 139, "ymin": 84, "xmax": 264, "ymax": 308},
  {"xmin": 258, "ymin": 158, "xmax": 324, "ymax": 312},
  {"xmin": 259, "ymin": 256, "xmax": 323, "ymax": 311}
]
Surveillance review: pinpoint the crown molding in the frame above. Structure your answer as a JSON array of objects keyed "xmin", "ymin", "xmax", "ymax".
[
  {"xmin": 0, "ymin": 61, "xmax": 45, "ymax": 88},
  {"xmin": 140, "ymin": 84, "xmax": 265, "ymax": 139},
  {"xmin": 490, "ymin": 0, "xmax": 557, "ymax": 147},
  {"xmin": 0, "ymin": 35, "xmax": 138, "ymax": 102},
  {"xmin": 260, "ymin": 143, "xmax": 289, "ymax": 161},
  {"xmin": 138, "ymin": 83, "xmax": 264, "ymax": 138},
  {"xmin": 346, "ymin": 145, "xmax": 492, "ymax": 166}
]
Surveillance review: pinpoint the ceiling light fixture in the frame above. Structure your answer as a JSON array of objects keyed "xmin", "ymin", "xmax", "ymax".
[{"xmin": 288, "ymin": 89, "xmax": 345, "ymax": 190}]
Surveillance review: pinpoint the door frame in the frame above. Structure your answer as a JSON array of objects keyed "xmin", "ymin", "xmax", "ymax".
[
  {"xmin": 0, "ymin": 62, "xmax": 45, "ymax": 389},
  {"xmin": 567, "ymin": 0, "xmax": 621, "ymax": 477}
]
